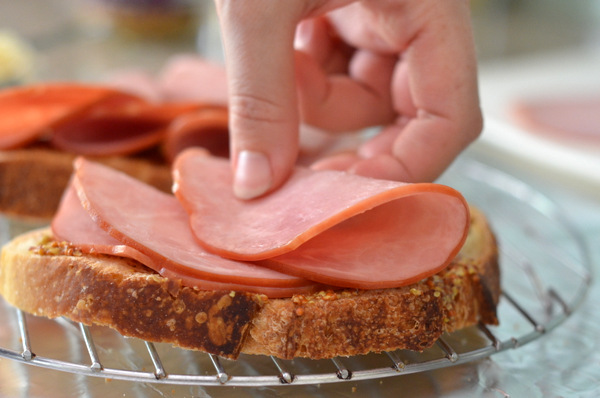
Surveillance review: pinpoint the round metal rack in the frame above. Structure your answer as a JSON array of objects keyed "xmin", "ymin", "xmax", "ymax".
[{"xmin": 0, "ymin": 158, "xmax": 592, "ymax": 387}]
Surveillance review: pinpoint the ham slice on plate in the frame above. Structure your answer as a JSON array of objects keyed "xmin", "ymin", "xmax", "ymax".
[
  {"xmin": 174, "ymin": 149, "xmax": 470, "ymax": 289},
  {"xmin": 58, "ymin": 157, "xmax": 317, "ymax": 297},
  {"xmin": 512, "ymin": 95, "xmax": 600, "ymax": 146}
]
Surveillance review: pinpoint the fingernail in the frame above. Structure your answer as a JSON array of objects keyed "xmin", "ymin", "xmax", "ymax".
[
  {"xmin": 294, "ymin": 20, "xmax": 314, "ymax": 49},
  {"xmin": 234, "ymin": 150, "xmax": 272, "ymax": 199}
]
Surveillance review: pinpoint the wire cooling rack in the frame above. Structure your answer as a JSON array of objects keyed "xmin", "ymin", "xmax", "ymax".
[{"xmin": 0, "ymin": 158, "xmax": 592, "ymax": 387}]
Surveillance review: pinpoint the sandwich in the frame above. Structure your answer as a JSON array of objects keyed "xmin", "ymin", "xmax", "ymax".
[
  {"xmin": 0, "ymin": 83, "xmax": 228, "ymax": 221},
  {"xmin": 0, "ymin": 147, "xmax": 500, "ymax": 360}
]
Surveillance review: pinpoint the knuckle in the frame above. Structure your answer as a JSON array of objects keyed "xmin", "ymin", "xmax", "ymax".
[{"xmin": 229, "ymin": 94, "xmax": 288, "ymax": 127}]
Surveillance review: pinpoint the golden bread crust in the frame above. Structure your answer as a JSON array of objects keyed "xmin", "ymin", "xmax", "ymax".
[
  {"xmin": 0, "ymin": 232, "xmax": 261, "ymax": 358},
  {"xmin": 0, "ymin": 207, "xmax": 499, "ymax": 360}
]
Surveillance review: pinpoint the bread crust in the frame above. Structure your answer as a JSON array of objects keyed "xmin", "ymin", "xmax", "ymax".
[
  {"xmin": 0, "ymin": 207, "xmax": 499, "ymax": 360},
  {"xmin": 0, "ymin": 148, "xmax": 172, "ymax": 221}
]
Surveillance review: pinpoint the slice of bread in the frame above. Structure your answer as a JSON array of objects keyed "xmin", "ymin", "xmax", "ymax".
[
  {"xmin": 0, "ymin": 206, "xmax": 499, "ymax": 360},
  {"xmin": 0, "ymin": 148, "xmax": 171, "ymax": 221}
]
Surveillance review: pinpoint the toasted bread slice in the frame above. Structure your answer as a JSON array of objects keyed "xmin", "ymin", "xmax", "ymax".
[
  {"xmin": 0, "ymin": 148, "xmax": 171, "ymax": 221},
  {"xmin": 0, "ymin": 207, "xmax": 499, "ymax": 360}
]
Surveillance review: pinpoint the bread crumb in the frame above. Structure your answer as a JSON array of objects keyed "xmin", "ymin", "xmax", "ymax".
[
  {"xmin": 29, "ymin": 239, "xmax": 82, "ymax": 257},
  {"xmin": 195, "ymin": 311, "xmax": 208, "ymax": 324},
  {"xmin": 173, "ymin": 299, "xmax": 186, "ymax": 314},
  {"xmin": 255, "ymin": 294, "xmax": 269, "ymax": 305},
  {"xmin": 217, "ymin": 294, "xmax": 232, "ymax": 310},
  {"xmin": 76, "ymin": 299, "xmax": 86, "ymax": 311},
  {"xmin": 166, "ymin": 319, "xmax": 176, "ymax": 331}
]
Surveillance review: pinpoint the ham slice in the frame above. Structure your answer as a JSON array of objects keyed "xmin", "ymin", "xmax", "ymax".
[
  {"xmin": 174, "ymin": 148, "xmax": 470, "ymax": 289},
  {"xmin": 163, "ymin": 106, "xmax": 229, "ymax": 162},
  {"xmin": 158, "ymin": 55, "xmax": 228, "ymax": 105},
  {"xmin": 50, "ymin": 101, "xmax": 204, "ymax": 156},
  {"xmin": 52, "ymin": 179, "xmax": 154, "ymax": 265},
  {"xmin": 512, "ymin": 95, "xmax": 600, "ymax": 146},
  {"xmin": 52, "ymin": 181, "xmax": 314, "ymax": 297},
  {"xmin": 65, "ymin": 157, "xmax": 317, "ymax": 297}
]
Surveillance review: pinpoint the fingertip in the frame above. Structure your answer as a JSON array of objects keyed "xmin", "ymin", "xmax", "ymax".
[
  {"xmin": 233, "ymin": 150, "xmax": 273, "ymax": 199},
  {"xmin": 294, "ymin": 19, "xmax": 316, "ymax": 50}
]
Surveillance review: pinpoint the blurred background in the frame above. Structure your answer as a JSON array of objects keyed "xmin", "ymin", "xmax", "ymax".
[
  {"xmin": 0, "ymin": 0, "xmax": 598, "ymax": 80},
  {"xmin": 2, "ymin": 0, "xmax": 598, "ymax": 190}
]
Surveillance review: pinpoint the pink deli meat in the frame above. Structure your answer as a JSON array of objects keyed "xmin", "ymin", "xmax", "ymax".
[
  {"xmin": 52, "ymin": 180, "xmax": 153, "ymax": 265},
  {"xmin": 512, "ymin": 95, "xmax": 600, "ymax": 146},
  {"xmin": 52, "ymin": 181, "xmax": 311, "ymax": 297},
  {"xmin": 59, "ymin": 157, "xmax": 317, "ymax": 297},
  {"xmin": 49, "ymin": 99, "xmax": 205, "ymax": 156},
  {"xmin": 174, "ymin": 149, "xmax": 470, "ymax": 289}
]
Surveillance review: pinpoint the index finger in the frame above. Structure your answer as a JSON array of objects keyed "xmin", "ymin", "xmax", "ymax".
[{"xmin": 215, "ymin": 0, "xmax": 302, "ymax": 198}]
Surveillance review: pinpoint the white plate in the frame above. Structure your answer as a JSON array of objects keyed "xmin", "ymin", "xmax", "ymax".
[{"xmin": 475, "ymin": 46, "xmax": 600, "ymax": 190}]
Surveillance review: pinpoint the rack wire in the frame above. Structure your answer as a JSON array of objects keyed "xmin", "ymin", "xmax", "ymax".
[{"xmin": 0, "ymin": 158, "xmax": 592, "ymax": 387}]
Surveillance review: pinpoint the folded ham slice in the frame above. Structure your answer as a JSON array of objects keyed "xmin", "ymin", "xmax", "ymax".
[
  {"xmin": 51, "ymin": 149, "xmax": 469, "ymax": 295},
  {"xmin": 163, "ymin": 107, "xmax": 229, "ymax": 162},
  {"xmin": 52, "ymin": 179, "xmax": 156, "ymax": 265},
  {"xmin": 55, "ymin": 157, "xmax": 318, "ymax": 297},
  {"xmin": 49, "ymin": 101, "xmax": 203, "ymax": 157},
  {"xmin": 52, "ymin": 181, "xmax": 314, "ymax": 297},
  {"xmin": 174, "ymin": 148, "xmax": 470, "ymax": 289}
]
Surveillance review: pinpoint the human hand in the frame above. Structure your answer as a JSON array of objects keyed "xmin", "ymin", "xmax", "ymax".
[{"xmin": 215, "ymin": 0, "xmax": 483, "ymax": 199}]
